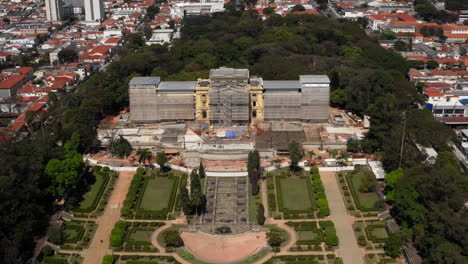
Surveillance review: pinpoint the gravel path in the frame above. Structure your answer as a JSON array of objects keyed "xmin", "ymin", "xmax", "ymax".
[
  {"xmin": 80, "ymin": 171, "xmax": 134, "ymax": 264},
  {"xmin": 320, "ymin": 171, "xmax": 364, "ymax": 264}
]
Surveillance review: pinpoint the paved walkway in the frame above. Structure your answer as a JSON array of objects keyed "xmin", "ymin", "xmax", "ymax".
[
  {"xmin": 260, "ymin": 180, "xmax": 269, "ymax": 217},
  {"xmin": 320, "ymin": 171, "xmax": 364, "ymax": 264},
  {"xmin": 80, "ymin": 171, "xmax": 135, "ymax": 264}
]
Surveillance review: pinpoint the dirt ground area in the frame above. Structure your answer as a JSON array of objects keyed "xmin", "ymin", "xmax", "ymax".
[{"xmin": 181, "ymin": 231, "xmax": 267, "ymax": 263}]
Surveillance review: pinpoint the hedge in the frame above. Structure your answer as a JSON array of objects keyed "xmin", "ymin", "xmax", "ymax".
[
  {"xmin": 42, "ymin": 257, "xmax": 68, "ymax": 264},
  {"xmin": 110, "ymin": 221, "xmax": 128, "ymax": 247},
  {"xmin": 320, "ymin": 221, "xmax": 339, "ymax": 246},
  {"xmin": 102, "ymin": 255, "xmax": 115, "ymax": 264},
  {"xmin": 121, "ymin": 169, "xmax": 145, "ymax": 217},
  {"xmin": 311, "ymin": 168, "xmax": 330, "ymax": 218}
]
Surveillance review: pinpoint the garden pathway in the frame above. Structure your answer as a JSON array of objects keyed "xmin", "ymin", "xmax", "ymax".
[
  {"xmin": 80, "ymin": 171, "xmax": 134, "ymax": 264},
  {"xmin": 320, "ymin": 171, "xmax": 364, "ymax": 264},
  {"xmin": 260, "ymin": 179, "xmax": 269, "ymax": 217}
]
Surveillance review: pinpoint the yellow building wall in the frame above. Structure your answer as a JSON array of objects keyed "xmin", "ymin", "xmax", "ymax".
[
  {"xmin": 195, "ymin": 83, "xmax": 210, "ymax": 121},
  {"xmin": 250, "ymin": 85, "xmax": 264, "ymax": 121},
  {"xmin": 194, "ymin": 80, "xmax": 265, "ymax": 123}
]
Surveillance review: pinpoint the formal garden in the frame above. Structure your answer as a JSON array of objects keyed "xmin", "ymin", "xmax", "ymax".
[
  {"xmin": 285, "ymin": 221, "xmax": 338, "ymax": 252},
  {"xmin": 109, "ymin": 221, "xmax": 165, "ymax": 252},
  {"xmin": 266, "ymin": 167, "xmax": 320, "ymax": 219},
  {"xmin": 38, "ymin": 251, "xmax": 82, "ymax": 264},
  {"xmin": 72, "ymin": 166, "xmax": 118, "ymax": 218},
  {"xmin": 337, "ymin": 166, "xmax": 385, "ymax": 217},
  {"xmin": 353, "ymin": 220, "xmax": 390, "ymax": 249},
  {"xmin": 46, "ymin": 220, "xmax": 97, "ymax": 250},
  {"xmin": 121, "ymin": 167, "xmax": 186, "ymax": 220}
]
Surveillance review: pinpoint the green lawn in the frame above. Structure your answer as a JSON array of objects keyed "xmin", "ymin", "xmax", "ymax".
[
  {"xmin": 349, "ymin": 171, "xmax": 380, "ymax": 211},
  {"xmin": 139, "ymin": 177, "xmax": 175, "ymax": 211},
  {"xmin": 63, "ymin": 228, "xmax": 81, "ymax": 243},
  {"xmin": 279, "ymin": 178, "xmax": 313, "ymax": 211},
  {"xmin": 298, "ymin": 231, "xmax": 319, "ymax": 241},
  {"xmin": 78, "ymin": 172, "xmax": 107, "ymax": 210},
  {"xmin": 130, "ymin": 230, "xmax": 153, "ymax": 242},
  {"xmin": 370, "ymin": 227, "xmax": 388, "ymax": 239}
]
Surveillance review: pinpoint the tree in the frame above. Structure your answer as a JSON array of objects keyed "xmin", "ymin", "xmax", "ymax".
[
  {"xmin": 179, "ymin": 185, "xmax": 193, "ymax": 215},
  {"xmin": 162, "ymin": 230, "xmax": 183, "ymax": 247},
  {"xmin": 307, "ymin": 150, "xmax": 315, "ymax": 162},
  {"xmin": 257, "ymin": 203, "xmax": 265, "ymax": 225},
  {"xmin": 358, "ymin": 170, "xmax": 375, "ymax": 193},
  {"xmin": 156, "ymin": 151, "xmax": 166, "ymax": 171},
  {"xmin": 251, "ymin": 169, "xmax": 259, "ymax": 195},
  {"xmin": 110, "ymin": 136, "xmax": 132, "ymax": 158},
  {"xmin": 394, "ymin": 41, "xmax": 409, "ymax": 51},
  {"xmin": 137, "ymin": 149, "xmax": 153, "ymax": 166},
  {"xmin": 58, "ymin": 49, "xmax": 78, "ymax": 64},
  {"xmin": 42, "ymin": 245, "xmax": 54, "ymax": 257},
  {"xmin": 47, "ymin": 227, "xmax": 63, "ymax": 245},
  {"xmin": 263, "ymin": 7, "xmax": 275, "ymax": 16},
  {"xmin": 336, "ymin": 152, "xmax": 348, "ymax": 166},
  {"xmin": 198, "ymin": 161, "xmax": 206, "ymax": 178},
  {"xmin": 291, "ymin": 4, "xmax": 305, "ymax": 12},
  {"xmin": 347, "ymin": 139, "xmax": 361, "ymax": 153},
  {"xmin": 384, "ymin": 232, "xmax": 403, "ymax": 258},
  {"xmin": 190, "ymin": 169, "xmax": 201, "ymax": 193},
  {"xmin": 247, "ymin": 150, "xmax": 260, "ymax": 182},
  {"xmin": 384, "ymin": 168, "xmax": 404, "ymax": 202},
  {"xmin": 190, "ymin": 189, "xmax": 204, "ymax": 215},
  {"xmin": 288, "ymin": 141, "xmax": 304, "ymax": 170},
  {"xmin": 430, "ymin": 242, "xmax": 462, "ymax": 264},
  {"xmin": 145, "ymin": 5, "xmax": 160, "ymax": 20},
  {"xmin": 330, "ymin": 89, "xmax": 351, "ymax": 108},
  {"xmin": 45, "ymin": 134, "xmax": 84, "ymax": 198},
  {"xmin": 382, "ymin": 31, "xmax": 397, "ymax": 40},
  {"xmin": 426, "ymin": 60, "xmax": 439, "ymax": 69},
  {"xmin": 267, "ymin": 230, "xmax": 284, "ymax": 247}
]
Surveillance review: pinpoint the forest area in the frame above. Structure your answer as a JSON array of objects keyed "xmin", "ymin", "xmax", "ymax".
[{"xmin": 0, "ymin": 9, "xmax": 467, "ymax": 263}]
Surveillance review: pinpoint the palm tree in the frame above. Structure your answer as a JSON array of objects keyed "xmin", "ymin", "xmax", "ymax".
[
  {"xmin": 307, "ymin": 150, "xmax": 315, "ymax": 163},
  {"xmin": 337, "ymin": 152, "xmax": 348, "ymax": 167},
  {"xmin": 137, "ymin": 148, "xmax": 153, "ymax": 167}
]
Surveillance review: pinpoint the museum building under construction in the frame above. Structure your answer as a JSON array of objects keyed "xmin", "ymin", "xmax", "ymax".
[{"xmin": 129, "ymin": 67, "xmax": 330, "ymax": 125}]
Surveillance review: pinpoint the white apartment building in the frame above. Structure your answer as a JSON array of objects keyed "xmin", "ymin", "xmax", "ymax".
[
  {"xmin": 171, "ymin": 0, "xmax": 224, "ymax": 18},
  {"xmin": 84, "ymin": 0, "xmax": 105, "ymax": 23},
  {"xmin": 45, "ymin": 0, "xmax": 64, "ymax": 21}
]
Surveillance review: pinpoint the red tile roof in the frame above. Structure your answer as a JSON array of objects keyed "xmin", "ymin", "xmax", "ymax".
[{"xmin": 0, "ymin": 75, "xmax": 25, "ymax": 89}]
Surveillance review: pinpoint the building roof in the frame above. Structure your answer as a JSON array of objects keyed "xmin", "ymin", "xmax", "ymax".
[
  {"xmin": 300, "ymin": 75, "xmax": 330, "ymax": 84},
  {"xmin": 129, "ymin": 77, "xmax": 161, "ymax": 87},
  {"xmin": 210, "ymin": 67, "xmax": 249, "ymax": 79},
  {"xmin": 263, "ymin": 80, "xmax": 300, "ymax": 90},
  {"xmin": 368, "ymin": 160, "xmax": 386, "ymax": 180},
  {"xmin": 157, "ymin": 81, "xmax": 196, "ymax": 91}
]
